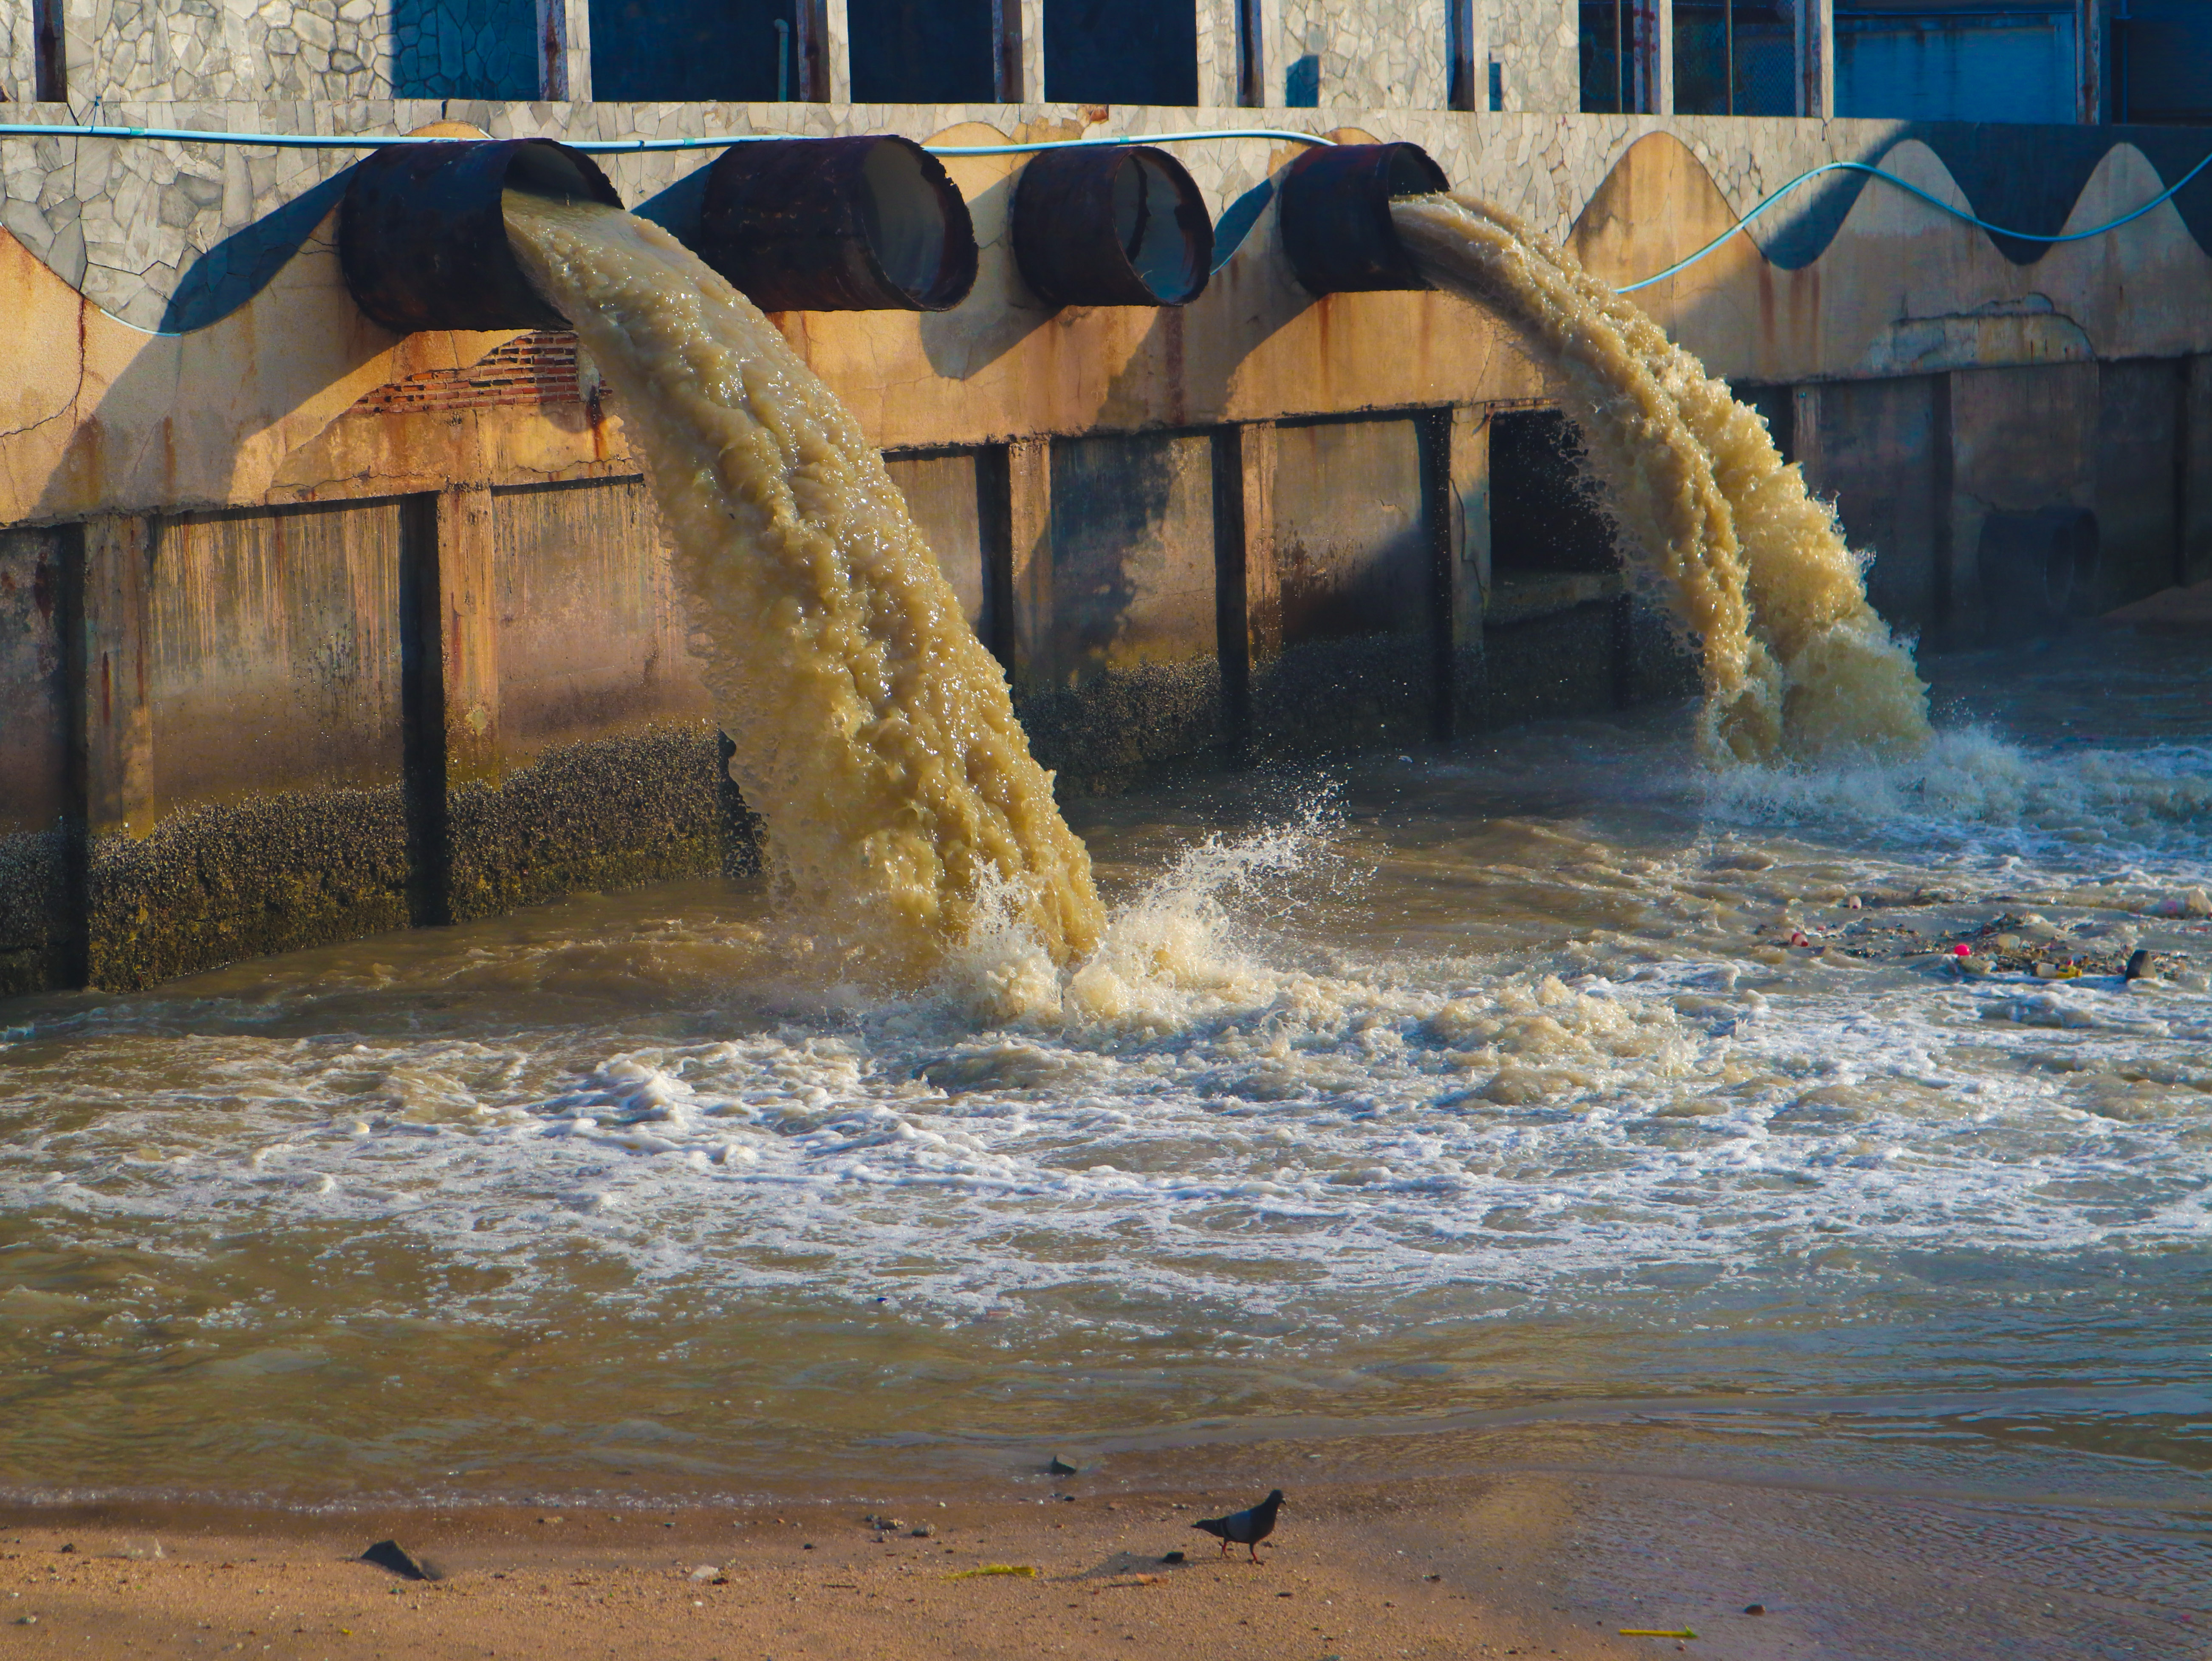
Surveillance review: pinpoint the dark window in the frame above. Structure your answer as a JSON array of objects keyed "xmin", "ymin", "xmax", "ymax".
[
  {"xmin": 1043, "ymin": 0, "xmax": 1198, "ymax": 106},
  {"xmin": 1490, "ymin": 410, "xmax": 1616, "ymax": 576},
  {"xmin": 33, "ymin": 0, "xmax": 65, "ymax": 100},
  {"xmin": 589, "ymin": 0, "xmax": 799, "ymax": 102},
  {"xmin": 849, "ymin": 0, "xmax": 997, "ymax": 102},
  {"xmin": 1673, "ymin": 1, "xmax": 1795, "ymax": 116},
  {"xmin": 1579, "ymin": 0, "xmax": 1630, "ymax": 113}
]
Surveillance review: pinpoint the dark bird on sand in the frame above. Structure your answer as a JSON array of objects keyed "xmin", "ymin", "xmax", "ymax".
[{"xmin": 1192, "ymin": 1490, "xmax": 1285, "ymax": 1562}]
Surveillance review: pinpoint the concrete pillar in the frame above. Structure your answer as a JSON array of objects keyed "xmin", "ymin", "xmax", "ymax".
[
  {"xmin": 1795, "ymin": 0, "xmax": 1833, "ymax": 119},
  {"xmin": 2077, "ymin": 0, "xmax": 2105, "ymax": 124},
  {"xmin": 1007, "ymin": 437, "xmax": 1053, "ymax": 694},
  {"xmin": 1634, "ymin": 0, "xmax": 1673, "ymax": 116},
  {"xmin": 1445, "ymin": 406, "xmax": 1490, "ymax": 735},
  {"xmin": 795, "ymin": 0, "xmax": 846, "ymax": 102},
  {"xmin": 824, "ymin": 0, "xmax": 851, "ymax": 102},
  {"xmin": 1446, "ymin": 0, "xmax": 1477, "ymax": 112},
  {"xmin": 436, "ymin": 486, "xmax": 501, "ymax": 789},
  {"xmin": 77, "ymin": 514, "xmax": 153, "ymax": 841},
  {"xmin": 2182, "ymin": 356, "xmax": 2212, "ymax": 586},
  {"xmin": 990, "ymin": 0, "xmax": 1023, "ymax": 100},
  {"xmin": 1195, "ymin": 0, "xmax": 1240, "ymax": 108},
  {"xmin": 1237, "ymin": 421, "xmax": 1279, "ymax": 671},
  {"xmin": 540, "ymin": 0, "xmax": 591, "ymax": 99},
  {"xmin": 1014, "ymin": 0, "xmax": 1046, "ymax": 103},
  {"xmin": 1237, "ymin": 0, "xmax": 1265, "ymax": 106}
]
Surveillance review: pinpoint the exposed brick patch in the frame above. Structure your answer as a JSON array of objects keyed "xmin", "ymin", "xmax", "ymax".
[{"xmin": 353, "ymin": 331, "xmax": 597, "ymax": 415}]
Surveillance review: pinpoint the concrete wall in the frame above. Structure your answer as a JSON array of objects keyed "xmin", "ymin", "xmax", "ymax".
[
  {"xmin": 0, "ymin": 527, "xmax": 73, "ymax": 997},
  {"xmin": 5, "ymin": 104, "xmax": 2211, "ymax": 993}
]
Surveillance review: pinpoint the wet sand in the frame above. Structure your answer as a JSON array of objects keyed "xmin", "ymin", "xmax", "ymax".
[
  {"xmin": 4, "ymin": 1478, "xmax": 1650, "ymax": 1661},
  {"xmin": 7, "ymin": 1451, "xmax": 2207, "ymax": 1661}
]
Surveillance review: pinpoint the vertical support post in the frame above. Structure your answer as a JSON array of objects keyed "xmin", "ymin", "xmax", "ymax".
[
  {"xmin": 2076, "ymin": 0, "xmax": 2105, "ymax": 124},
  {"xmin": 1635, "ymin": 0, "xmax": 1673, "ymax": 116},
  {"xmin": 795, "ymin": 0, "xmax": 837, "ymax": 100},
  {"xmin": 1795, "ymin": 0, "xmax": 1833, "ymax": 119},
  {"xmin": 1236, "ymin": 0, "xmax": 1265, "ymax": 107},
  {"xmin": 1446, "ymin": 0, "xmax": 1476, "ymax": 112},
  {"xmin": 77, "ymin": 515, "xmax": 154, "ymax": 843},
  {"xmin": 1195, "ymin": 0, "xmax": 1240, "ymax": 107},
  {"xmin": 1239, "ymin": 420, "xmax": 1279, "ymax": 681},
  {"xmin": 2181, "ymin": 356, "xmax": 2212, "ymax": 587},
  {"xmin": 435, "ymin": 486, "xmax": 501, "ymax": 792},
  {"xmin": 991, "ymin": 0, "xmax": 1023, "ymax": 100},
  {"xmin": 534, "ymin": 0, "xmax": 568, "ymax": 97},
  {"xmin": 822, "ymin": 0, "xmax": 851, "ymax": 102},
  {"xmin": 1017, "ymin": 0, "xmax": 1046, "ymax": 105},
  {"xmin": 1006, "ymin": 438, "xmax": 1053, "ymax": 699},
  {"xmin": 1933, "ymin": 372, "xmax": 1961, "ymax": 645},
  {"xmin": 1445, "ymin": 405, "xmax": 1490, "ymax": 737},
  {"xmin": 1212, "ymin": 422, "xmax": 1276, "ymax": 761},
  {"xmin": 398, "ymin": 494, "xmax": 449, "ymax": 928}
]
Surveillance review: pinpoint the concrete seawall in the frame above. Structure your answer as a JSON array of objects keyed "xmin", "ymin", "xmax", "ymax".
[{"xmin": 5, "ymin": 105, "xmax": 2211, "ymax": 995}]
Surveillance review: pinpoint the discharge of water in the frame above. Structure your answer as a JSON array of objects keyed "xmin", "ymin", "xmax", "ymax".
[
  {"xmin": 502, "ymin": 190, "xmax": 1105, "ymax": 981},
  {"xmin": 1392, "ymin": 192, "xmax": 1934, "ymax": 765}
]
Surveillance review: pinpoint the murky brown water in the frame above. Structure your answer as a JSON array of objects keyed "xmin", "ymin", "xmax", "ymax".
[
  {"xmin": 1396, "ymin": 191, "xmax": 1932, "ymax": 764},
  {"xmin": 1, "ymin": 631, "xmax": 2206, "ymax": 1545},
  {"xmin": 503, "ymin": 189, "xmax": 1102, "ymax": 984}
]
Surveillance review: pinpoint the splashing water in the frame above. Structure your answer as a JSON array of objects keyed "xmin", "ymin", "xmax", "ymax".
[
  {"xmin": 502, "ymin": 190, "xmax": 1105, "ymax": 981},
  {"xmin": 1392, "ymin": 192, "xmax": 1934, "ymax": 765}
]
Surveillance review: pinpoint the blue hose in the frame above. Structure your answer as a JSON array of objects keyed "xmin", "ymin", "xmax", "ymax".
[
  {"xmin": 1614, "ymin": 150, "xmax": 2212, "ymax": 292},
  {"xmin": 2, "ymin": 120, "xmax": 2207, "ymax": 293},
  {"xmin": 0, "ymin": 121, "xmax": 1336, "ymax": 156}
]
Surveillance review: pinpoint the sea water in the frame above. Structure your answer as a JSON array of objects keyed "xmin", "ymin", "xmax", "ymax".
[
  {"xmin": 0, "ymin": 186, "xmax": 2207, "ymax": 1642},
  {"xmin": 0, "ymin": 632, "xmax": 2206, "ymax": 1510}
]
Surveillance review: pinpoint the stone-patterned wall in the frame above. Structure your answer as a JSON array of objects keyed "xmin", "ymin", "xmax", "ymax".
[
  {"xmin": 1477, "ymin": 0, "xmax": 1578, "ymax": 115},
  {"xmin": 1, "ymin": 3, "xmax": 33, "ymax": 105},
  {"xmin": 0, "ymin": 99, "xmax": 1979, "ymax": 333},
  {"xmin": 1270, "ymin": 0, "xmax": 1448, "ymax": 110},
  {"xmin": 59, "ymin": 0, "xmax": 396, "ymax": 102}
]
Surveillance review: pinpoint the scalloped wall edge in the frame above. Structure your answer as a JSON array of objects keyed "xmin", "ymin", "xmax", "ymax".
[{"xmin": 5, "ymin": 116, "xmax": 2212, "ymax": 525}]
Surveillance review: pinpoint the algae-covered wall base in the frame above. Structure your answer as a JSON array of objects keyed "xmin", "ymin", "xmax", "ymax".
[{"xmin": 442, "ymin": 728, "xmax": 740, "ymax": 923}]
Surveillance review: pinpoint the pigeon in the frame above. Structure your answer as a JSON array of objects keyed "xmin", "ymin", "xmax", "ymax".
[{"xmin": 1192, "ymin": 1489, "xmax": 1285, "ymax": 1562}]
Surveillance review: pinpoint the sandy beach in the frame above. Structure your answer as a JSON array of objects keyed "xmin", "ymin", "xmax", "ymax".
[
  {"xmin": 5, "ymin": 1477, "xmax": 1660, "ymax": 1661},
  {"xmin": 6, "ymin": 1441, "xmax": 2208, "ymax": 1661}
]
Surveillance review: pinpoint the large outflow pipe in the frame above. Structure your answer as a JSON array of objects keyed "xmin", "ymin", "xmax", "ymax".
[
  {"xmin": 340, "ymin": 138, "xmax": 623, "ymax": 334},
  {"xmin": 1011, "ymin": 144, "xmax": 1215, "ymax": 308},
  {"xmin": 1275, "ymin": 141, "xmax": 1449, "ymax": 295},
  {"xmin": 686, "ymin": 135, "xmax": 977, "ymax": 311}
]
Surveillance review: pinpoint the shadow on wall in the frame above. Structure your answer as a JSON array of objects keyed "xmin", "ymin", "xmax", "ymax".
[
  {"xmin": 162, "ymin": 174, "xmax": 353, "ymax": 335},
  {"xmin": 587, "ymin": 0, "xmax": 798, "ymax": 100},
  {"xmin": 392, "ymin": 0, "xmax": 540, "ymax": 98},
  {"xmin": 1747, "ymin": 122, "xmax": 2212, "ymax": 270}
]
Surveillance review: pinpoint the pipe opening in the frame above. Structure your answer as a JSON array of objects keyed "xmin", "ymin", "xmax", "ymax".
[
  {"xmin": 689, "ymin": 135, "xmax": 978, "ymax": 313},
  {"xmin": 1012, "ymin": 144, "xmax": 1214, "ymax": 308},
  {"xmin": 339, "ymin": 138, "xmax": 623, "ymax": 336},
  {"xmin": 1276, "ymin": 140, "xmax": 1450, "ymax": 296}
]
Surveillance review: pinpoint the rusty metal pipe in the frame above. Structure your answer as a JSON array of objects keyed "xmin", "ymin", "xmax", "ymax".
[
  {"xmin": 339, "ymin": 138, "xmax": 622, "ymax": 334},
  {"xmin": 685, "ymin": 135, "xmax": 977, "ymax": 312},
  {"xmin": 1011, "ymin": 144, "xmax": 1215, "ymax": 308},
  {"xmin": 1275, "ymin": 141, "xmax": 1449, "ymax": 295}
]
